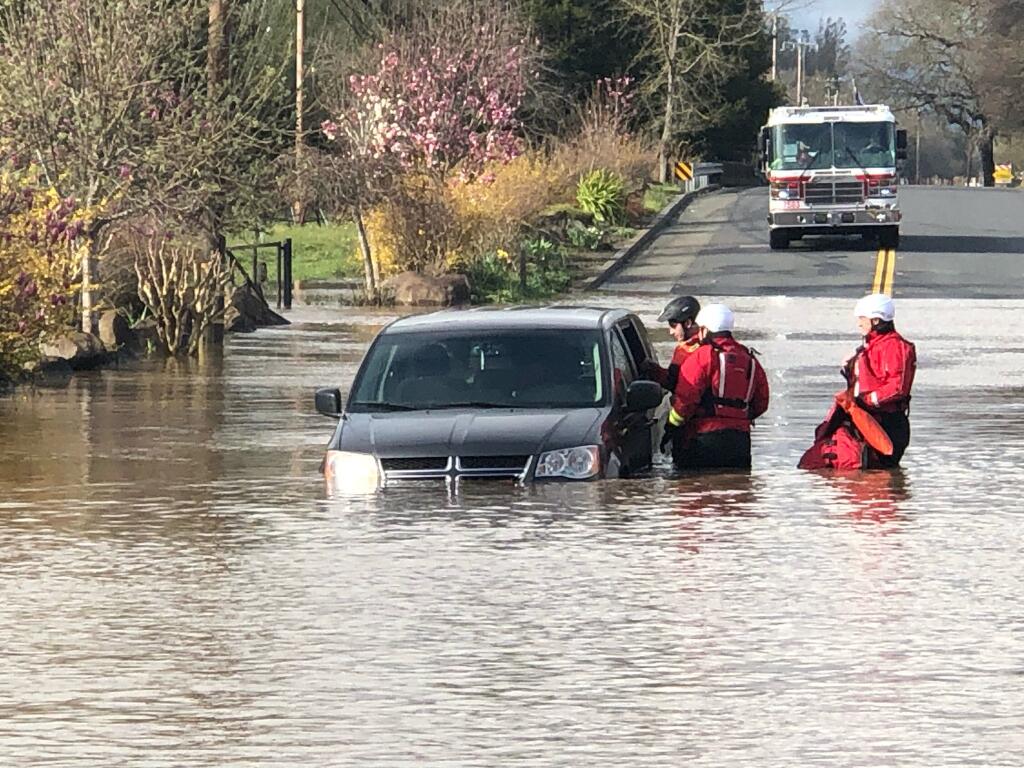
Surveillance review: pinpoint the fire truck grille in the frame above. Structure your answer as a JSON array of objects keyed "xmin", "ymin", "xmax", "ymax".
[{"xmin": 805, "ymin": 178, "xmax": 864, "ymax": 205}]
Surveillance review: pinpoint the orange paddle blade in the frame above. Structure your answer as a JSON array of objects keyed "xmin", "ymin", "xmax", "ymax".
[
  {"xmin": 847, "ymin": 402, "xmax": 894, "ymax": 456},
  {"xmin": 834, "ymin": 391, "xmax": 894, "ymax": 457}
]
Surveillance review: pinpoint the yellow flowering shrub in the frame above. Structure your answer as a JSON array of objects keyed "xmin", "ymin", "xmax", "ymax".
[{"xmin": 0, "ymin": 161, "xmax": 94, "ymax": 378}]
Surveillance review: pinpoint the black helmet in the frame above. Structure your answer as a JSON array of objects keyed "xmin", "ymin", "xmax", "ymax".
[{"xmin": 658, "ymin": 295, "xmax": 701, "ymax": 324}]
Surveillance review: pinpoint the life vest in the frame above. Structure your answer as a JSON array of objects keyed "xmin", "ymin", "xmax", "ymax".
[{"xmin": 698, "ymin": 341, "xmax": 763, "ymax": 421}]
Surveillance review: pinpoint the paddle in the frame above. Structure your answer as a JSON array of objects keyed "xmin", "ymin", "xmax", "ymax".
[{"xmin": 834, "ymin": 390, "xmax": 894, "ymax": 456}]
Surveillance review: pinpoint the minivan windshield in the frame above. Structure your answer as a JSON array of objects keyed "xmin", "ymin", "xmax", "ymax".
[
  {"xmin": 770, "ymin": 121, "xmax": 896, "ymax": 171},
  {"xmin": 348, "ymin": 330, "xmax": 606, "ymax": 411}
]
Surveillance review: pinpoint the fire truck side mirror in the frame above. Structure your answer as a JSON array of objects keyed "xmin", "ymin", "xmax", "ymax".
[
  {"xmin": 758, "ymin": 128, "xmax": 770, "ymax": 165},
  {"xmin": 896, "ymin": 129, "xmax": 909, "ymax": 160}
]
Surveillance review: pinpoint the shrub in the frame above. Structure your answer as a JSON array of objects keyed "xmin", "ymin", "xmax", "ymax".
[
  {"xmin": 132, "ymin": 229, "xmax": 232, "ymax": 356},
  {"xmin": 565, "ymin": 220, "xmax": 608, "ymax": 251},
  {"xmin": 1, "ymin": 160, "xmax": 87, "ymax": 378},
  {"xmin": 459, "ymin": 238, "xmax": 571, "ymax": 304},
  {"xmin": 447, "ymin": 152, "xmax": 568, "ymax": 257},
  {"xmin": 577, "ymin": 169, "xmax": 627, "ymax": 225},
  {"xmin": 363, "ymin": 177, "xmax": 460, "ymax": 275}
]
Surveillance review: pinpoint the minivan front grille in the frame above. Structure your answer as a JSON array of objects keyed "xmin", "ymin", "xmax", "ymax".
[
  {"xmin": 805, "ymin": 177, "xmax": 864, "ymax": 205},
  {"xmin": 380, "ymin": 454, "xmax": 531, "ymax": 480},
  {"xmin": 458, "ymin": 455, "xmax": 530, "ymax": 470},
  {"xmin": 381, "ymin": 457, "xmax": 449, "ymax": 472}
]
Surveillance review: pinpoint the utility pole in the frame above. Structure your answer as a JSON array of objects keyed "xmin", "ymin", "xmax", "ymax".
[
  {"xmin": 795, "ymin": 31, "xmax": 814, "ymax": 107},
  {"xmin": 796, "ymin": 33, "xmax": 804, "ymax": 106},
  {"xmin": 294, "ymin": 0, "xmax": 305, "ymax": 222},
  {"xmin": 770, "ymin": 14, "xmax": 778, "ymax": 82}
]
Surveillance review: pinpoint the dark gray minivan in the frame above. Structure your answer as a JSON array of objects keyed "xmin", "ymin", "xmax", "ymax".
[{"xmin": 315, "ymin": 307, "xmax": 664, "ymax": 491}]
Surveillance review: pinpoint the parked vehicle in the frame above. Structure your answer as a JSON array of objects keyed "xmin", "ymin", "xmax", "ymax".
[{"xmin": 315, "ymin": 307, "xmax": 665, "ymax": 492}]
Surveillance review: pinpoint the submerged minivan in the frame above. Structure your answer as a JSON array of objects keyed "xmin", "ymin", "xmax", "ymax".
[{"xmin": 315, "ymin": 307, "xmax": 665, "ymax": 492}]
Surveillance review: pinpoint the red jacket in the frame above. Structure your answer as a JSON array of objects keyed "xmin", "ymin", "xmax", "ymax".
[
  {"xmin": 848, "ymin": 329, "xmax": 916, "ymax": 413},
  {"xmin": 671, "ymin": 335, "xmax": 770, "ymax": 434},
  {"xmin": 647, "ymin": 337, "xmax": 700, "ymax": 392}
]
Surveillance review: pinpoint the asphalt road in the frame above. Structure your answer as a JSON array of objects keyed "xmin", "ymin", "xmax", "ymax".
[{"xmin": 601, "ymin": 186, "xmax": 1024, "ymax": 298}]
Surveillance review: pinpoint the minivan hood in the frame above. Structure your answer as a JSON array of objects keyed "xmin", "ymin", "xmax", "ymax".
[{"xmin": 338, "ymin": 408, "xmax": 605, "ymax": 458}]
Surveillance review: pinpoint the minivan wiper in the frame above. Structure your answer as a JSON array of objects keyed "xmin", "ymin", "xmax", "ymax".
[
  {"xmin": 422, "ymin": 401, "xmax": 511, "ymax": 410},
  {"xmin": 350, "ymin": 400, "xmax": 418, "ymax": 412}
]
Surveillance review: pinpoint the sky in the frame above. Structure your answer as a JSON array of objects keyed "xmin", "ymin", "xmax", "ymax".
[{"xmin": 772, "ymin": 0, "xmax": 881, "ymax": 34}]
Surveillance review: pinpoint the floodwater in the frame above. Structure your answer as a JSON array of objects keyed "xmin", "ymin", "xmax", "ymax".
[{"xmin": 1, "ymin": 296, "xmax": 1022, "ymax": 767}]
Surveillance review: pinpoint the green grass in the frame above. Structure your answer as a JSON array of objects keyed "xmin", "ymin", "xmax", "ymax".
[
  {"xmin": 229, "ymin": 222, "xmax": 361, "ymax": 284},
  {"xmin": 643, "ymin": 183, "xmax": 682, "ymax": 214}
]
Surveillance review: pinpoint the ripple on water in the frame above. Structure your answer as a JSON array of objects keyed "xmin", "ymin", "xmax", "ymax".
[{"xmin": 1, "ymin": 297, "xmax": 1022, "ymax": 766}]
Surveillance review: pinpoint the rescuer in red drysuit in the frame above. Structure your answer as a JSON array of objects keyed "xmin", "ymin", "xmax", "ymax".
[
  {"xmin": 664, "ymin": 303, "xmax": 770, "ymax": 469},
  {"xmin": 799, "ymin": 293, "xmax": 917, "ymax": 470},
  {"xmin": 643, "ymin": 295, "xmax": 701, "ymax": 392}
]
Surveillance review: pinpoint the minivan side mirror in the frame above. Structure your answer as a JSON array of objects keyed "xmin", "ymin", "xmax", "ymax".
[
  {"xmin": 625, "ymin": 380, "xmax": 664, "ymax": 412},
  {"xmin": 315, "ymin": 388, "xmax": 343, "ymax": 418}
]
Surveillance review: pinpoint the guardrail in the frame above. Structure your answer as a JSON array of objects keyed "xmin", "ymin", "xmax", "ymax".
[{"xmin": 679, "ymin": 162, "xmax": 723, "ymax": 193}]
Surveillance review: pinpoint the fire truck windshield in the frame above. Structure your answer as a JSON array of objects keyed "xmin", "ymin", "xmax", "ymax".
[{"xmin": 770, "ymin": 121, "xmax": 895, "ymax": 171}]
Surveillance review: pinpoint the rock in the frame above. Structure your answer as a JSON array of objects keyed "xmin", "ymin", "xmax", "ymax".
[
  {"xmin": 38, "ymin": 331, "xmax": 107, "ymax": 369},
  {"xmin": 225, "ymin": 284, "xmax": 290, "ymax": 334},
  {"xmin": 383, "ymin": 271, "xmax": 472, "ymax": 307},
  {"xmin": 98, "ymin": 310, "xmax": 132, "ymax": 350},
  {"xmin": 24, "ymin": 356, "xmax": 73, "ymax": 385},
  {"xmin": 437, "ymin": 274, "xmax": 471, "ymax": 305},
  {"xmin": 129, "ymin": 317, "xmax": 161, "ymax": 354}
]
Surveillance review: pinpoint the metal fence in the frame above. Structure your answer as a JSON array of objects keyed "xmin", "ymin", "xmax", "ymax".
[{"xmin": 225, "ymin": 238, "xmax": 294, "ymax": 310}]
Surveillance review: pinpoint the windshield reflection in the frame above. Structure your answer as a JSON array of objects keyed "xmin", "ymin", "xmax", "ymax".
[
  {"xmin": 349, "ymin": 330, "xmax": 606, "ymax": 411},
  {"xmin": 771, "ymin": 121, "xmax": 896, "ymax": 171}
]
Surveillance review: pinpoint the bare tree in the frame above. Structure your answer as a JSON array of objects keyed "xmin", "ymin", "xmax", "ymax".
[
  {"xmin": 0, "ymin": 0, "xmax": 291, "ymax": 331},
  {"xmin": 856, "ymin": 0, "xmax": 997, "ymax": 185},
  {"xmin": 134, "ymin": 234, "xmax": 233, "ymax": 356},
  {"xmin": 619, "ymin": 0, "xmax": 766, "ymax": 181}
]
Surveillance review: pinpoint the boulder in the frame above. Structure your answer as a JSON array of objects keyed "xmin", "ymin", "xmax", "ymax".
[
  {"xmin": 38, "ymin": 331, "xmax": 108, "ymax": 369},
  {"xmin": 98, "ymin": 310, "xmax": 132, "ymax": 350},
  {"xmin": 225, "ymin": 284, "xmax": 290, "ymax": 334},
  {"xmin": 24, "ymin": 356, "xmax": 73, "ymax": 384},
  {"xmin": 383, "ymin": 271, "xmax": 472, "ymax": 307},
  {"xmin": 437, "ymin": 274, "xmax": 471, "ymax": 305}
]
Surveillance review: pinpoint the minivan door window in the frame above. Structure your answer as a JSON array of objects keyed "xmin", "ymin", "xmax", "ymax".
[
  {"xmin": 609, "ymin": 332, "xmax": 635, "ymax": 401},
  {"xmin": 620, "ymin": 321, "xmax": 649, "ymax": 369}
]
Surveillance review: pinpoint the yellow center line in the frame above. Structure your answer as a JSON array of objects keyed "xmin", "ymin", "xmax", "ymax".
[
  {"xmin": 870, "ymin": 248, "xmax": 897, "ymax": 295},
  {"xmin": 872, "ymin": 248, "xmax": 887, "ymax": 294},
  {"xmin": 883, "ymin": 247, "xmax": 897, "ymax": 295}
]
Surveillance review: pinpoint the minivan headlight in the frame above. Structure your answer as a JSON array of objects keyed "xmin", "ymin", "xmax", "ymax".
[
  {"xmin": 535, "ymin": 446, "xmax": 601, "ymax": 480},
  {"xmin": 323, "ymin": 450, "xmax": 381, "ymax": 494}
]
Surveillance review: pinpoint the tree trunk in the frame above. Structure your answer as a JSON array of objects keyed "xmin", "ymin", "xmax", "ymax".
[
  {"xmin": 208, "ymin": 0, "xmax": 228, "ymax": 97},
  {"xmin": 354, "ymin": 208, "xmax": 376, "ymax": 297},
  {"xmin": 965, "ymin": 133, "xmax": 973, "ymax": 184},
  {"xmin": 80, "ymin": 241, "xmax": 95, "ymax": 333},
  {"xmin": 658, "ymin": 65, "xmax": 675, "ymax": 184},
  {"xmin": 978, "ymin": 126, "xmax": 996, "ymax": 187}
]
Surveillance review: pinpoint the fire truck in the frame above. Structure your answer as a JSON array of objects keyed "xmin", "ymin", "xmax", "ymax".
[{"xmin": 758, "ymin": 104, "xmax": 908, "ymax": 250}]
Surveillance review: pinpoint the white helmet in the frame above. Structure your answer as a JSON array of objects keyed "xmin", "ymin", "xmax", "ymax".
[
  {"xmin": 854, "ymin": 293, "xmax": 895, "ymax": 321},
  {"xmin": 695, "ymin": 303, "xmax": 735, "ymax": 333}
]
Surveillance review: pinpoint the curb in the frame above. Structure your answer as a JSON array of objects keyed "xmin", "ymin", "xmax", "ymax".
[{"xmin": 586, "ymin": 184, "xmax": 720, "ymax": 291}]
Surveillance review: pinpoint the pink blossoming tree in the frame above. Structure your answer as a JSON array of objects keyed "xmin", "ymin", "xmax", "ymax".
[{"xmin": 320, "ymin": 5, "xmax": 536, "ymax": 280}]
